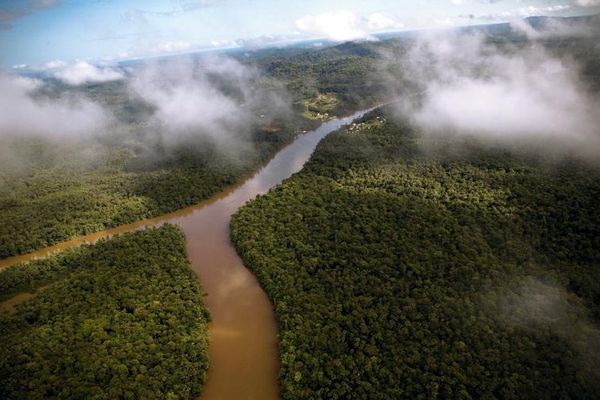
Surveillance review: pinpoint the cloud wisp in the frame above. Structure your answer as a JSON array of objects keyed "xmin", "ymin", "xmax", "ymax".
[
  {"xmin": 0, "ymin": 73, "xmax": 111, "ymax": 139},
  {"xmin": 128, "ymin": 55, "xmax": 291, "ymax": 156},
  {"xmin": 483, "ymin": 276, "xmax": 600, "ymax": 386},
  {"xmin": 385, "ymin": 28, "xmax": 600, "ymax": 160},
  {"xmin": 52, "ymin": 61, "xmax": 124, "ymax": 85},
  {"xmin": 295, "ymin": 10, "xmax": 404, "ymax": 42}
]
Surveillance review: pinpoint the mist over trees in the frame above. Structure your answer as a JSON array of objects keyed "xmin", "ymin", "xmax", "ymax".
[
  {"xmin": 2, "ymin": 32, "xmax": 415, "ymax": 258},
  {"xmin": 0, "ymin": 14, "xmax": 599, "ymax": 399}
]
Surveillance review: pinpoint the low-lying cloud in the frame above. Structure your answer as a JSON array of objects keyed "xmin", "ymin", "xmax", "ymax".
[
  {"xmin": 484, "ymin": 276, "xmax": 600, "ymax": 385},
  {"xmin": 577, "ymin": 0, "xmax": 600, "ymax": 6},
  {"xmin": 386, "ymin": 28, "xmax": 600, "ymax": 159},
  {"xmin": 295, "ymin": 10, "xmax": 404, "ymax": 41},
  {"xmin": 510, "ymin": 15, "xmax": 600, "ymax": 39},
  {"xmin": 0, "ymin": 73, "xmax": 110, "ymax": 138},
  {"xmin": 52, "ymin": 61, "xmax": 124, "ymax": 85},
  {"xmin": 128, "ymin": 55, "xmax": 290, "ymax": 155},
  {"xmin": 1, "ymin": 52, "xmax": 291, "ymax": 166}
]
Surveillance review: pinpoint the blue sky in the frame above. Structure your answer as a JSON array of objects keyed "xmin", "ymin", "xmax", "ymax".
[{"xmin": 1, "ymin": 0, "xmax": 599, "ymax": 68}]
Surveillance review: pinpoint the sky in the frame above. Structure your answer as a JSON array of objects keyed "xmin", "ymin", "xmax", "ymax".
[{"xmin": 0, "ymin": 0, "xmax": 599, "ymax": 68}]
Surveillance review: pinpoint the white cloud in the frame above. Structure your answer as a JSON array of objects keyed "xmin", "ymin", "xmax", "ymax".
[
  {"xmin": 156, "ymin": 40, "xmax": 192, "ymax": 53},
  {"xmin": 434, "ymin": 17, "xmax": 457, "ymax": 26},
  {"xmin": 210, "ymin": 39, "xmax": 238, "ymax": 48},
  {"xmin": 43, "ymin": 59, "xmax": 67, "ymax": 69},
  {"xmin": 515, "ymin": 4, "xmax": 572, "ymax": 16},
  {"xmin": 367, "ymin": 13, "xmax": 404, "ymax": 31},
  {"xmin": 388, "ymin": 31, "xmax": 600, "ymax": 158},
  {"xmin": 54, "ymin": 61, "xmax": 124, "ymax": 85},
  {"xmin": 510, "ymin": 15, "xmax": 595, "ymax": 39},
  {"xmin": 13, "ymin": 76, "xmax": 42, "ymax": 92},
  {"xmin": 576, "ymin": 0, "xmax": 600, "ymax": 6},
  {"xmin": 295, "ymin": 10, "xmax": 404, "ymax": 41},
  {"xmin": 128, "ymin": 56, "xmax": 291, "ymax": 155},
  {"xmin": 0, "ymin": 74, "xmax": 110, "ymax": 138},
  {"xmin": 131, "ymin": 58, "xmax": 241, "ymax": 135},
  {"xmin": 296, "ymin": 10, "xmax": 368, "ymax": 41}
]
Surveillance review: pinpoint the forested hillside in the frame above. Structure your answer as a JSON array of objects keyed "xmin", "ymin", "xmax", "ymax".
[
  {"xmin": 0, "ymin": 225, "xmax": 210, "ymax": 399},
  {"xmin": 231, "ymin": 108, "xmax": 600, "ymax": 399}
]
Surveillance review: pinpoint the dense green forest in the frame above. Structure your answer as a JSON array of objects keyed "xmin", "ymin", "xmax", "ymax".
[
  {"xmin": 3, "ymin": 18, "xmax": 599, "ymax": 259},
  {"xmin": 231, "ymin": 108, "xmax": 600, "ymax": 399},
  {"xmin": 0, "ymin": 130, "xmax": 297, "ymax": 258},
  {"xmin": 246, "ymin": 40, "xmax": 388, "ymax": 116},
  {"xmin": 0, "ymin": 39, "xmax": 391, "ymax": 259},
  {"xmin": 0, "ymin": 225, "xmax": 210, "ymax": 399}
]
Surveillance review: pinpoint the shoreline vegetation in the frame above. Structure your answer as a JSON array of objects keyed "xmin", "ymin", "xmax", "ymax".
[
  {"xmin": 0, "ymin": 121, "xmax": 303, "ymax": 259},
  {"xmin": 0, "ymin": 108, "xmax": 373, "ymax": 399},
  {"xmin": 4, "ymin": 20, "xmax": 597, "ymax": 261},
  {"xmin": 0, "ymin": 37, "xmax": 387, "ymax": 260},
  {"xmin": 231, "ymin": 107, "xmax": 600, "ymax": 399},
  {"xmin": 0, "ymin": 225, "xmax": 211, "ymax": 399},
  {"xmin": 0, "ymin": 102, "xmax": 376, "ymax": 267},
  {"xmin": 1, "ymin": 19, "xmax": 599, "ymax": 399}
]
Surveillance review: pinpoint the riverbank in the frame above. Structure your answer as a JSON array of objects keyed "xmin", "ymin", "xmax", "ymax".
[{"xmin": 0, "ymin": 109, "xmax": 372, "ymax": 399}]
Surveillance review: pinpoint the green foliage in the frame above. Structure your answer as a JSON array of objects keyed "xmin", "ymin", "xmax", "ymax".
[
  {"xmin": 301, "ymin": 93, "xmax": 339, "ymax": 121},
  {"xmin": 231, "ymin": 108, "xmax": 600, "ymax": 399},
  {"xmin": 0, "ymin": 225, "xmax": 210, "ymax": 399},
  {"xmin": 249, "ymin": 42, "xmax": 387, "ymax": 115},
  {"xmin": 0, "ymin": 40, "xmax": 390, "ymax": 259},
  {"xmin": 0, "ymin": 126, "xmax": 297, "ymax": 258},
  {"xmin": 2, "ymin": 24, "xmax": 599, "ymax": 260}
]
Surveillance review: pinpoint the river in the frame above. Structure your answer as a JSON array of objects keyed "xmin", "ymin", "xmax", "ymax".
[{"xmin": 0, "ymin": 109, "xmax": 370, "ymax": 399}]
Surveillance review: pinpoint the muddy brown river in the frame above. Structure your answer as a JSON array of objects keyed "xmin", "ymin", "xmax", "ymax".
[{"xmin": 0, "ymin": 110, "xmax": 368, "ymax": 399}]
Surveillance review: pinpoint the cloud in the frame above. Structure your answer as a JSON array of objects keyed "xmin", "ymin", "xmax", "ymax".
[
  {"xmin": 0, "ymin": 73, "xmax": 110, "ymax": 139},
  {"xmin": 12, "ymin": 75, "xmax": 42, "ymax": 92},
  {"xmin": 450, "ymin": 0, "xmax": 506, "ymax": 4},
  {"xmin": 295, "ymin": 10, "xmax": 404, "ymax": 41},
  {"xmin": 577, "ymin": 0, "xmax": 600, "ymax": 6},
  {"xmin": 296, "ymin": 11, "xmax": 369, "ymax": 41},
  {"xmin": 386, "ymin": 30, "xmax": 600, "ymax": 159},
  {"xmin": 463, "ymin": 3, "xmax": 588, "ymax": 23},
  {"xmin": 233, "ymin": 32, "xmax": 303, "ymax": 49},
  {"xmin": 514, "ymin": 4, "xmax": 572, "ymax": 16},
  {"xmin": 130, "ymin": 58, "xmax": 243, "ymax": 135},
  {"xmin": 128, "ymin": 56, "xmax": 291, "ymax": 155},
  {"xmin": 367, "ymin": 13, "xmax": 404, "ymax": 31},
  {"xmin": 509, "ymin": 15, "xmax": 598, "ymax": 39},
  {"xmin": 53, "ymin": 61, "xmax": 124, "ymax": 85},
  {"xmin": 43, "ymin": 59, "xmax": 67, "ymax": 69},
  {"xmin": 484, "ymin": 277, "xmax": 600, "ymax": 385},
  {"xmin": 210, "ymin": 38, "xmax": 239, "ymax": 48},
  {"xmin": 156, "ymin": 40, "xmax": 192, "ymax": 53},
  {"xmin": 123, "ymin": 0, "xmax": 223, "ymax": 19}
]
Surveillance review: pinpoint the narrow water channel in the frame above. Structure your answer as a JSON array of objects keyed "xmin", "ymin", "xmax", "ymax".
[{"xmin": 0, "ymin": 110, "xmax": 369, "ymax": 399}]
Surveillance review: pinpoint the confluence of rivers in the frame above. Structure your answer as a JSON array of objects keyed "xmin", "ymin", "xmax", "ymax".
[{"xmin": 0, "ymin": 110, "xmax": 369, "ymax": 400}]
